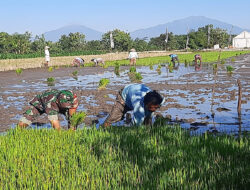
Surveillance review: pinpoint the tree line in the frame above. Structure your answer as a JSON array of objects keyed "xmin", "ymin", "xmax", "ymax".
[{"xmin": 0, "ymin": 25, "xmax": 234, "ymax": 59}]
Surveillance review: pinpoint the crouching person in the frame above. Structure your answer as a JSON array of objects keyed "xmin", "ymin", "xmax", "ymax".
[
  {"xmin": 103, "ymin": 84, "xmax": 164, "ymax": 127},
  {"xmin": 18, "ymin": 89, "xmax": 79, "ymax": 130},
  {"xmin": 72, "ymin": 57, "xmax": 85, "ymax": 67},
  {"xmin": 91, "ymin": 58, "xmax": 105, "ymax": 66}
]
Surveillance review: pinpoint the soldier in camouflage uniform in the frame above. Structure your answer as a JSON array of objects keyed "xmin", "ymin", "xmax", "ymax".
[{"xmin": 18, "ymin": 89, "xmax": 78, "ymax": 130}]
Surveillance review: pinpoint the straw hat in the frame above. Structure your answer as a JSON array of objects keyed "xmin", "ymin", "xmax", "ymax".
[
  {"xmin": 45, "ymin": 46, "xmax": 50, "ymax": 50},
  {"xmin": 130, "ymin": 48, "xmax": 136, "ymax": 52}
]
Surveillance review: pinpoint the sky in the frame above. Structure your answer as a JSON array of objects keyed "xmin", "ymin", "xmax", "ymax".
[{"xmin": 0, "ymin": 0, "xmax": 250, "ymax": 36}]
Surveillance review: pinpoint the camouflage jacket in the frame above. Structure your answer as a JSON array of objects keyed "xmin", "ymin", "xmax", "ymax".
[{"xmin": 29, "ymin": 89, "xmax": 78, "ymax": 117}]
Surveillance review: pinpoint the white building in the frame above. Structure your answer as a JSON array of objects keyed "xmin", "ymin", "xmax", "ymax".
[{"xmin": 233, "ymin": 31, "xmax": 250, "ymax": 48}]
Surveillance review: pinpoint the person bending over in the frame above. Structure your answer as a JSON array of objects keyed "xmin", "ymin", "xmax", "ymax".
[
  {"xmin": 18, "ymin": 89, "xmax": 79, "ymax": 130},
  {"xmin": 103, "ymin": 84, "xmax": 164, "ymax": 127}
]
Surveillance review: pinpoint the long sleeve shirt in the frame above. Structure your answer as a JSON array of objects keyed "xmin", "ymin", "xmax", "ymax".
[
  {"xmin": 121, "ymin": 84, "xmax": 152, "ymax": 125},
  {"xmin": 128, "ymin": 52, "xmax": 138, "ymax": 59}
]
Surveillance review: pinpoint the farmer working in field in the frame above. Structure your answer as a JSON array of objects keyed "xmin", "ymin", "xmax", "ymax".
[
  {"xmin": 194, "ymin": 54, "xmax": 202, "ymax": 65},
  {"xmin": 18, "ymin": 89, "xmax": 79, "ymax": 130},
  {"xmin": 91, "ymin": 58, "xmax": 105, "ymax": 66},
  {"xmin": 103, "ymin": 84, "xmax": 164, "ymax": 127},
  {"xmin": 72, "ymin": 57, "xmax": 85, "ymax": 67},
  {"xmin": 128, "ymin": 48, "xmax": 139, "ymax": 66},
  {"xmin": 44, "ymin": 46, "xmax": 50, "ymax": 67},
  {"xmin": 169, "ymin": 54, "xmax": 179, "ymax": 67}
]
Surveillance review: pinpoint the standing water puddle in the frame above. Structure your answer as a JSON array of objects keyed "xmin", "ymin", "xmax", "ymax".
[{"xmin": 0, "ymin": 62, "xmax": 249, "ymax": 134}]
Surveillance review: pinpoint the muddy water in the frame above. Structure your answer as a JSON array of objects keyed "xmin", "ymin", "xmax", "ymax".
[{"xmin": 0, "ymin": 54, "xmax": 250, "ymax": 134}]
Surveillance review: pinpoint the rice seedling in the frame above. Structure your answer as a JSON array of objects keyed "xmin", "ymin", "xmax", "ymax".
[
  {"xmin": 231, "ymin": 58, "xmax": 236, "ymax": 62},
  {"xmin": 98, "ymin": 78, "xmax": 110, "ymax": 89},
  {"xmin": 103, "ymin": 64, "xmax": 109, "ymax": 69},
  {"xmin": 168, "ymin": 62, "xmax": 174, "ymax": 68},
  {"xmin": 114, "ymin": 63, "xmax": 120, "ymax": 76},
  {"xmin": 129, "ymin": 66, "xmax": 136, "ymax": 73},
  {"xmin": 48, "ymin": 66, "xmax": 53, "ymax": 72},
  {"xmin": 72, "ymin": 70, "xmax": 78, "ymax": 76},
  {"xmin": 69, "ymin": 111, "xmax": 87, "ymax": 129},
  {"xmin": 149, "ymin": 64, "xmax": 153, "ymax": 70},
  {"xmin": 135, "ymin": 72, "xmax": 143, "ymax": 81},
  {"xmin": 47, "ymin": 77, "xmax": 55, "ymax": 86},
  {"xmin": 184, "ymin": 59, "xmax": 189, "ymax": 67},
  {"xmin": 0, "ymin": 126, "xmax": 249, "ymax": 189},
  {"xmin": 213, "ymin": 63, "xmax": 218, "ymax": 70},
  {"xmin": 15, "ymin": 68, "xmax": 22, "ymax": 75},
  {"xmin": 226, "ymin": 65, "xmax": 234, "ymax": 73},
  {"xmin": 221, "ymin": 59, "xmax": 226, "ymax": 64}
]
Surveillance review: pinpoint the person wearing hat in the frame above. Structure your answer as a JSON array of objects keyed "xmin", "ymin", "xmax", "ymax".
[
  {"xmin": 18, "ymin": 89, "xmax": 79, "ymax": 130},
  {"xmin": 169, "ymin": 54, "xmax": 179, "ymax": 67},
  {"xmin": 128, "ymin": 48, "xmax": 139, "ymax": 66},
  {"xmin": 44, "ymin": 46, "xmax": 50, "ymax": 67}
]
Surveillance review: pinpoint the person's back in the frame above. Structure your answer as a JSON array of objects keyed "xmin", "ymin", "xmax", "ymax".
[
  {"xmin": 72, "ymin": 57, "xmax": 84, "ymax": 67},
  {"xmin": 122, "ymin": 84, "xmax": 151, "ymax": 110}
]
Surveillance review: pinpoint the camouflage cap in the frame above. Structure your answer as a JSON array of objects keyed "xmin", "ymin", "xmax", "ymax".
[{"xmin": 58, "ymin": 90, "xmax": 78, "ymax": 109}]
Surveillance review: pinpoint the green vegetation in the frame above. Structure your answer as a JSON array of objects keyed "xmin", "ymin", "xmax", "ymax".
[
  {"xmin": 226, "ymin": 65, "xmax": 234, "ymax": 73},
  {"xmin": 48, "ymin": 66, "xmax": 53, "ymax": 72},
  {"xmin": 129, "ymin": 66, "xmax": 136, "ymax": 73},
  {"xmin": 15, "ymin": 68, "xmax": 22, "ymax": 75},
  {"xmin": 184, "ymin": 59, "xmax": 189, "ymax": 67},
  {"xmin": 103, "ymin": 51, "xmax": 250, "ymax": 67},
  {"xmin": 231, "ymin": 58, "xmax": 236, "ymax": 62},
  {"xmin": 221, "ymin": 59, "xmax": 226, "ymax": 64},
  {"xmin": 47, "ymin": 77, "xmax": 55, "ymax": 86},
  {"xmin": 135, "ymin": 72, "xmax": 143, "ymax": 81},
  {"xmin": 98, "ymin": 78, "xmax": 110, "ymax": 89},
  {"xmin": 0, "ymin": 126, "xmax": 249, "ymax": 189},
  {"xmin": 114, "ymin": 63, "xmax": 120, "ymax": 76},
  {"xmin": 149, "ymin": 64, "xmax": 153, "ymax": 70},
  {"xmin": 213, "ymin": 63, "xmax": 218, "ymax": 70},
  {"xmin": 72, "ymin": 70, "xmax": 78, "ymax": 76},
  {"xmin": 70, "ymin": 111, "xmax": 87, "ymax": 129}
]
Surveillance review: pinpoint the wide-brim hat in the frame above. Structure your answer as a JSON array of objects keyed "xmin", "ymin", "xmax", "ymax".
[
  {"xmin": 45, "ymin": 46, "xmax": 50, "ymax": 49},
  {"xmin": 130, "ymin": 48, "xmax": 136, "ymax": 52}
]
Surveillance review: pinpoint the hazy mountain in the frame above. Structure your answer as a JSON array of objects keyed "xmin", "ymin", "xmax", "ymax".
[
  {"xmin": 43, "ymin": 25, "xmax": 103, "ymax": 42},
  {"xmin": 130, "ymin": 16, "xmax": 248, "ymax": 40}
]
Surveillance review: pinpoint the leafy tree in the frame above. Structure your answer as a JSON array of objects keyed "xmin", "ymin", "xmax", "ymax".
[
  {"xmin": 102, "ymin": 29, "xmax": 132, "ymax": 51},
  {"xmin": 59, "ymin": 32, "xmax": 85, "ymax": 52}
]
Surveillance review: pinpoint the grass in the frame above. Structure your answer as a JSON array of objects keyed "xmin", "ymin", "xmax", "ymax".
[
  {"xmin": 98, "ymin": 78, "xmax": 110, "ymax": 89},
  {"xmin": 15, "ymin": 68, "xmax": 22, "ymax": 75},
  {"xmin": 0, "ymin": 126, "xmax": 249, "ymax": 189}
]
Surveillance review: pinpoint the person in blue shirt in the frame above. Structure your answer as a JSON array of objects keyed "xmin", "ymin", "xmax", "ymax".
[
  {"xmin": 103, "ymin": 84, "xmax": 164, "ymax": 127},
  {"xmin": 169, "ymin": 54, "xmax": 179, "ymax": 67}
]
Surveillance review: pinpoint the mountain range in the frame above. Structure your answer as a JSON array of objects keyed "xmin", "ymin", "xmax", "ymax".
[{"xmin": 43, "ymin": 16, "xmax": 249, "ymax": 42}]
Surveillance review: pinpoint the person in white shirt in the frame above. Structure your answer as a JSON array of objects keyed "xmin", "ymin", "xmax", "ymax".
[
  {"xmin": 44, "ymin": 46, "xmax": 50, "ymax": 67},
  {"xmin": 128, "ymin": 48, "xmax": 138, "ymax": 66},
  {"xmin": 72, "ymin": 57, "xmax": 85, "ymax": 67},
  {"xmin": 91, "ymin": 58, "xmax": 105, "ymax": 66}
]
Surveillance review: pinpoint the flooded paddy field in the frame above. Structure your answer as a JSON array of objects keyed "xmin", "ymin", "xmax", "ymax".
[{"xmin": 0, "ymin": 54, "xmax": 250, "ymax": 134}]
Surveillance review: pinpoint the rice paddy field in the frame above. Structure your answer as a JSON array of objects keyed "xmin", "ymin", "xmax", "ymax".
[
  {"xmin": 0, "ymin": 50, "xmax": 250, "ymax": 188},
  {"xmin": 0, "ymin": 126, "xmax": 249, "ymax": 189}
]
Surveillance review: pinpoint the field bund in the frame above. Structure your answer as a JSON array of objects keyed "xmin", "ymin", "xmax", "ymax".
[{"xmin": 0, "ymin": 51, "xmax": 189, "ymax": 71}]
